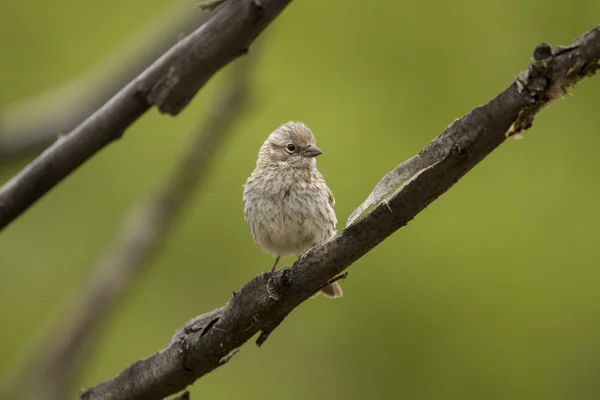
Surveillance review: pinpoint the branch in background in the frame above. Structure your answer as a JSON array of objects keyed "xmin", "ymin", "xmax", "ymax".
[
  {"xmin": 0, "ymin": 1, "xmax": 219, "ymax": 161},
  {"xmin": 0, "ymin": 0, "xmax": 292, "ymax": 230},
  {"xmin": 10, "ymin": 56, "xmax": 253, "ymax": 400},
  {"xmin": 80, "ymin": 26, "xmax": 600, "ymax": 400}
]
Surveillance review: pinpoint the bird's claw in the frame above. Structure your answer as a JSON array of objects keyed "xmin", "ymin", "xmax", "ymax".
[{"xmin": 297, "ymin": 252, "xmax": 307, "ymax": 263}]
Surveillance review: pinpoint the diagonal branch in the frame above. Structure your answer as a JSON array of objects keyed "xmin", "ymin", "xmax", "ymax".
[
  {"xmin": 0, "ymin": 1, "xmax": 218, "ymax": 161},
  {"xmin": 0, "ymin": 0, "xmax": 292, "ymax": 230},
  {"xmin": 6, "ymin": 56, "xmax": 254, "ymax": 400},
  {"xmin": 346, "ymin": 38, "xmax": 597, "ymax": 226},
  {"xmin": 80, "ymin": 25, "xmax": 600, "ymax": 400}
]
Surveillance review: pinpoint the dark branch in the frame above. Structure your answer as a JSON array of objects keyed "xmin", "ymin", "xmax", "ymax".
[
  {"xmin": 80, "ymin": 25, "xmax": 600, "ymax": 400},
  {"xmin": 0, "ymin": 0, "xmax": 291, "ymax": 231},
  {"xmin": 0, "ymin": 1, "xmax": 219, "ymax": 161},
  {"xmin": 8, "ymin": 58, "xmax": 253, "ymax": 400}
]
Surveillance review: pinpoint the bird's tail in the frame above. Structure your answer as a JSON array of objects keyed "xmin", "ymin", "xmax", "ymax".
[{"xmin": 319, "ymin": 282, "xmax": 343, "ymax": 298}]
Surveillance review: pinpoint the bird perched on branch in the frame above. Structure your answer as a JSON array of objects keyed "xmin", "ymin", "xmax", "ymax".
[{"xmin": 243, "ymin": 121, "xmax": 342, "ymax": 298}]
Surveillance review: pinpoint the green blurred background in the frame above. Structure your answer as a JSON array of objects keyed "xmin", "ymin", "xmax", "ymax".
[{"xmin": 1, "ymin": 0, "xmax": 600, "ymax": 399}]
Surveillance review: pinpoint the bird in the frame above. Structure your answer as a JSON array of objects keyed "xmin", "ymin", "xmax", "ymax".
[{"xmin": 243, "ymin": 121, "xmax": 342, "ymax": 298}]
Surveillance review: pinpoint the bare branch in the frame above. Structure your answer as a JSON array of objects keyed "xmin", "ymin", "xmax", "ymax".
[
  {"xmin": 347, "ymin": 35, "xmax": 599, "ymax": 226},
  {"xmin": 0, "ymin": 1, "xmax": 220, "ymax": 161},
  {"xmin": 80, "ymin": 25, "xmax": 600, "ymax": 400},
  {"xmin": 0, "ymin": 0, "xmax": 291, "ymax": 231},
  {"xmin": 9, "ymin": 57, "xmax": 253, "ymax": 400}
]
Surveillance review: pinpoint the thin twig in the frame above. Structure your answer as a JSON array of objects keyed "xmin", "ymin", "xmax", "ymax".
[
  {"xmin": 8, "ymin": 56, "xmax": 254, "ymax": 400},
  {"xmin": 79, "ymin": 25, "xmax": 600, "ymax": 400},
  {"xmin": 317, "ymin": 272, "xmax": 348, "ymax": 291}
]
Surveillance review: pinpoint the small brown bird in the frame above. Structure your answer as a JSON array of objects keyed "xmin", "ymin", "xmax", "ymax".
[{"xmin": 243, "ymin": 121, "xmax": 342, "ymax": 298}]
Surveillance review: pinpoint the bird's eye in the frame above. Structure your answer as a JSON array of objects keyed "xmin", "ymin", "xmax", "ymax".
[{"xmin": 285, "ymin": 143, "xmax": 297, "ymax": 154}]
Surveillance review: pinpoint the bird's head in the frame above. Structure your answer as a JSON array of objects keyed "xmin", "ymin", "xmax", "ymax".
[{"xmin": 257, "ymin": 121, "xmax": 322, "ymax": 169}]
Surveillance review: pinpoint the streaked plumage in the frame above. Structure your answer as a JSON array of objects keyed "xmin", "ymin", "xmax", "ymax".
[{"xmin": 243, "ymin": 121, "xmax": 342, "ymax": 298}]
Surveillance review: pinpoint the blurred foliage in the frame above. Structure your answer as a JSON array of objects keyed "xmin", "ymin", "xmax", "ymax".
[{"xmin": 1, "ymin": 0, "xmax": 600, "ymax": 399}]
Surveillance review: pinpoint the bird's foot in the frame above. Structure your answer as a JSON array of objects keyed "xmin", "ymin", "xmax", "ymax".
[
  {"xmin": 270, "ymin": 255, "xmax": 281, "ymax": 273},
  {"xmin": 297, "ymin": 252, "xmax": 307, "ymax": 263}
]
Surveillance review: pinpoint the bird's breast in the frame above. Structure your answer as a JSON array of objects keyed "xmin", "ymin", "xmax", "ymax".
[{"xmin": 243, "ymin": 169, "xmax": 336, "ymax": 257}]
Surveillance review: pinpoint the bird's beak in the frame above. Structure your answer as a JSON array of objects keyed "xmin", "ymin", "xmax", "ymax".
[{"xmin": 303, "ymin": 144, "xmax": 323, "ymax": 157}]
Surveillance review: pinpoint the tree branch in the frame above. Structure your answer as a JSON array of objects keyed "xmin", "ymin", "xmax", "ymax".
[
  {"xmin": 80, "ymin": 25, "xmax": 600, "ymax": 400},
  {"xmin": 6, "ymin": 56, "xmax": 254, "ymax": 400},
  {"xmin": 0, "ymin": 0, "xmax": 291, "ymax": 230},
  {"xmin": 0, "ymin": 1, "xmax": 218, "ymax": 161}
]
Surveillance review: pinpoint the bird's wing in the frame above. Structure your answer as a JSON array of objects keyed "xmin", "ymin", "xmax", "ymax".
[{"xmin": 327, "ymin": 186, "xmax": 336, "ymax": 207}]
